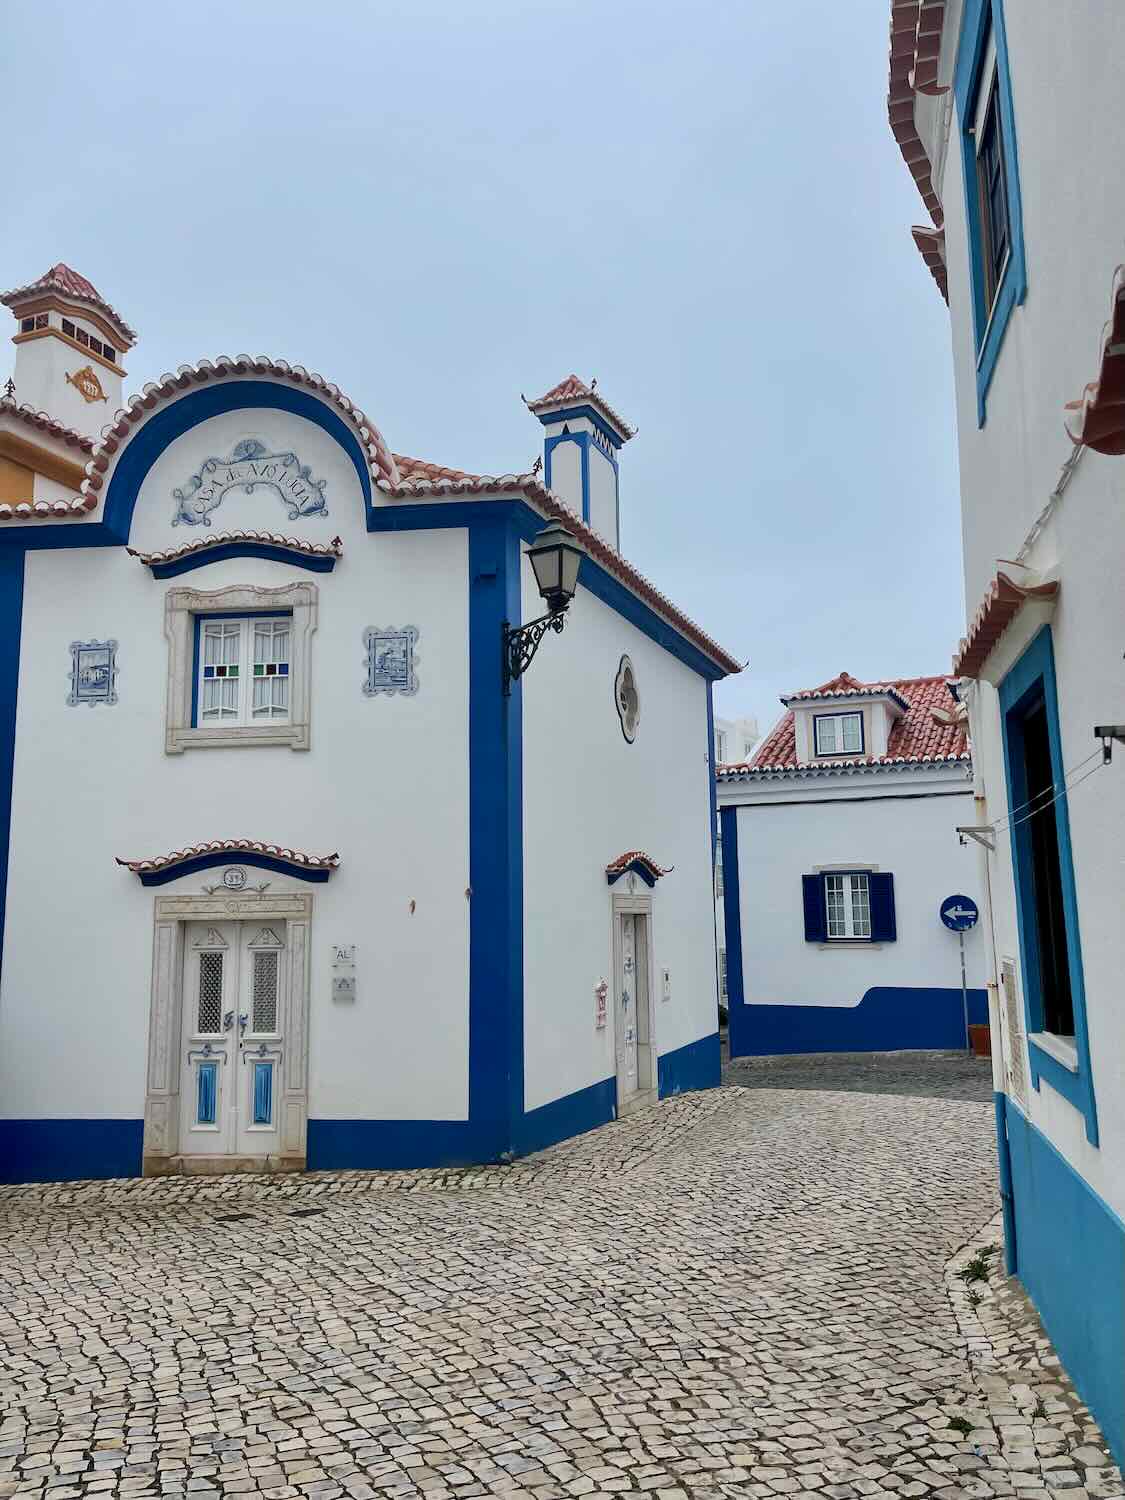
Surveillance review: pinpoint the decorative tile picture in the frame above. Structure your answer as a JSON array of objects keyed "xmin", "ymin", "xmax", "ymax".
[
  {"xmin": 67, "ymin": 639, "xmax": 118, "ymax": 707},
  {"xmin": 172, "ymin": 438, "xmax": 329, "ymax": 527},
  {"xmin": 614, "ymin": 653, "xmax": 640, "ymax": 743},
  {"xmin": 363, "ymin": 626, "xmax": 419, "ymax": 697}
]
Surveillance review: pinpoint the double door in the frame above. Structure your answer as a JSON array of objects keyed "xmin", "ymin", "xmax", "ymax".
[
  {"xmin": 180, "ymin": 921, "xmax": 286, "ymax": 1159},
  {"xmin": 615, "ymin": 908, "xmax": 655, "ymax": 1113}
]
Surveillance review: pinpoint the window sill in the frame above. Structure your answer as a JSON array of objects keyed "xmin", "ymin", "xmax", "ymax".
[
  {"xmin": 167, "ymin": 723, "xmax": 310, "ymax": 754},
  {"xmin": 1028, "ymin": 1031, "xmax": 1079, "ymax": 1074},
  {"xmin": 817, "ymin": 941, "xmax": 884, "ymax": 951}
]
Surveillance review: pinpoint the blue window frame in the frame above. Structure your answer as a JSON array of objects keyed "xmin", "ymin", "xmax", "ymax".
[
  {"xmin": 954, "ymin": 0, "xmax": 1027, "ymax": 426},
  {"xmin": 802, "ymin": 872, "xmax": 896, "ymax": 944},
  {"xmin": 999, "ymin": 626, "xmax": 1098, "ymax": 1145}
]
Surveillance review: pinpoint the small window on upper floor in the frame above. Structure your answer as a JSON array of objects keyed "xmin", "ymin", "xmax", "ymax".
[
  {"xmin": 814, "ymin": 711, "xmax": 863, "ymax": 757},
  {"xmin": 196, "ymin": 616, "xmax": 290, "ymax": 728},
  {"xmin": 976, "ymin": 75, "xmax": 1010, "ymax": 314},
  {"xmin": 61, "ymin": 318, "xmax": 76, "ymax": 338},
  {"xmin": 716, "ymin": 730, "xmax": 728, "ymax": 762},
  {"xmin": 20, "ymin": 316, "xmax": 34, "ymax": 334}
]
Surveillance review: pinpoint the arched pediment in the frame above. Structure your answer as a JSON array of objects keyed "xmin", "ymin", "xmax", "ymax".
[{"xmin": 79, "ymin": 357, "xmax": 399, "ymax": 543}]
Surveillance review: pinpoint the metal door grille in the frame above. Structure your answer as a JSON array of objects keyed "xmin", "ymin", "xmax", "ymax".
[
  {"xmin": 197, "ymin": 952, "xmax": 224, "ymax": 1034},
  {"xmin": 252, "ymin": 950, "xmax": 279, "ymax": 1034}
]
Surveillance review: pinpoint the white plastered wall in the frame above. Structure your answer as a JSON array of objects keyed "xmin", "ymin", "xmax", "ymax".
[
  {"xmin": 1, "ymin": 399, "xmax": 471, "ymax": 1126},
  {"xmin": 726, "ymin": 770, "xmax": 986, "ymax": 1008},
  {"xmin": 587, "ymin": 446, "xmax": 618, "ymax": 547},
  {"xmin": 521, "ymin": 566, "xmax": 717, "ymax": 1114}
]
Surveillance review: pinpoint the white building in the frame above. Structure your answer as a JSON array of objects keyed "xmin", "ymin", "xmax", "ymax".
[
  {"xmin": 0, "ymin": 267, "xmax": 739, "ymax": 1183},
  {"xmin": 712, "ymin": 712, "xmax": 758, "ymax": 1010},
  {"xmin": 889, "ymin": 0, "xmax": 1125, "ymax": 1461},
  {"xmin": 717, "ymin": 672, "xmax": 985, "ymax": 1054}
]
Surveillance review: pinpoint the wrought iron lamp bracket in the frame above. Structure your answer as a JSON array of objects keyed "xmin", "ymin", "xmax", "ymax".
[{"xmin": 502, "ymin": 608, "xmax": 568, "ymax": 694}]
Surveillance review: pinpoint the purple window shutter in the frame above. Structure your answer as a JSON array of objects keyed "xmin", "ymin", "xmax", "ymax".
[
  {"xmin": 869, "ymin": 873, "xmax": 897, "ymax": 942},
  {"xmin": 802, "ymin": 875, "xmax": 827, "ymax": 942}
]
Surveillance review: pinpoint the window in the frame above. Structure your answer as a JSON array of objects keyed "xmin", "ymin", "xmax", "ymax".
[
  {"xmin": 62, "ymin": 318, "xmax": 76, "ymax": 338},
  {"xmin": 715, "ymin": 836, "xmax": 724, "ymax": 898},
  {"xmin": 164, "ymin": 581, "xmax": 317, "ymax": 753},
  {"xmin": 976, "ymin": 75, "xmax": 1010, "ymax": 310},
  {"xmin": 716, "ymin": 730, "xmax": 728, "ymax": 762},
  {"xmin": 34, "ymin": 313, "xmax": 47, "ymax": 330},
  {"xmin": 20, "ymin": 316, "xmax": 34, "ymax": 334},
  {"xmin": 814, "ymin": 712, "xmax": 863, "ymax": 756},
  {"xmin": 197, "ymin": 616, "xmax": 291, "ymax": 726},
  {"xmin": 1000, "ymin": 625, "xmax": 1096, "ymax": 1143},
  {"xmin": 825, "ymin": 873, "xmax": 871, "ymax": 940},
  {"xmin": 103, "ymin": 344, "xmax": 117, "ymax": 364},
  {"xmin": 76, "ymin": 326, "xmax": 89, "ymax": 346},
  {"xmin": 955, "ymin": 0, "xmax": 1026, "ymax": 424},
  {"xmin": 802, "ymin": 871, "xmax": 896, "ymax": 944},
  {"xmin": 719, "ymin": 949, "xmax": 728, "ymax": 1001}
]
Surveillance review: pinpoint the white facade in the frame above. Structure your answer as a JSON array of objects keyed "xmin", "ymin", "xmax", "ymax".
[
  {"xmin": 892, "ymin": 0, "xmax": 1125, "ymax": 1461},
  {"xmin": 717, "ymin": 679, "xmax": 985, "ymax": 1055},
  {"xmin": 0, "ymin": 276, "xmax": 737, "ymax": 1183}
]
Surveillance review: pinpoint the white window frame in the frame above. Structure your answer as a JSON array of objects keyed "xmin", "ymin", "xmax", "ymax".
[
  {"xmin": 164, "ymin": 582, "xmax": 317, "ymax": 754},
  {"xmin": 814, "ymin": 711, "xmax": 864, "ymax": 757},
  {"xmin": 824, "ymin": 872, "xmax": 872, "ymax": 941},
  {"xmin": 719, "ymin": 949, "xmax": 728, "ymax": 1001},
  {"xmin": 196, "ymin": 616, "xmax": 292, "ymax": 728}
]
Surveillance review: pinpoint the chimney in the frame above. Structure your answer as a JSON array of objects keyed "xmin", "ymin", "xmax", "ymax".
[
  {"xmin": 524, "ymin": 375, "xmax": 634, "ymax": 550},
  {"xmin": 1, "ymin": 263, "xmax": 136, "ymax": 437}
]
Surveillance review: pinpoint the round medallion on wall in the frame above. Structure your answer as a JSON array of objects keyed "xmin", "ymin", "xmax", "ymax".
[
  {"xmin": 614, "ymin": 654, "xmax": 640, "ymax": 743},
  {"xmin": 221, "ymin": 866, "xmax": 248, "ymax": 891}
]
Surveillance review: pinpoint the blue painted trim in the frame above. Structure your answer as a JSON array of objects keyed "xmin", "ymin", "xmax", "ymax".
[
  {"xmin": 513, "ymin": 1077, "xmax": 616, "ymax": 1156},
  {"xmin": 131, "ymin": 851, "xmax": 334, "ymax": 887},
  {"xmin": 365, "ymin": 498, "xmax": 730, "ymax": 681},
  {"xmin": 954, "ymin": 0, "xmax": 1027, "ymax": 425},
  {"xmin": 0, "ymin": 551, "xmax": 24, "ymax": 984},
  {"xmin": 534, "ymin": 403, "xmax": 626, "ymax": 450},
  {"xmin": 150, "ymin": 542, "xmax": 338, "ymax": 578},
  {"xmin": 606, "ymin": 860, "xmax": 661, "ymax": 889},
  {"xmin": 728, "ymin": 986, "xmax": 990, "ymax": 1058},
  {"xmin": 467, "ymin": 515, "xmax": 523, "ymax": 1160},
  {"xmin": 0, "ymin": 1120, "xmax": 143, "ymax": 1184},
  {"xmin": 998, "ymin": 625, "xmax": 1097, "ymax": 1145},
  {"xmin": 719, "ymin": 807, "xmax": 747, "ymax": 1050},
  {"xmin": 1004, "ymin": 1101, "xmax": 1124, "ymax": 1466},
  {"xmin": 994, "ymin": 1091, "xmax": 1018, "ymax": 1275},
  {"xmin": 544, "ymin": 431, "xmax": 591, "ymax": 523},
  {"xmin": 707, "ymin": 685, "xmax": 718, "ymax": 868},
  {"xmin": 307, "ymin": 1119, "xmax": 493, "ymax": 1171},
  {"xmin": 658, "ymin": 1032, "xmax": 721, "ymax": 1097},
  {"xmin": 253, "ymin": 1061, "xmax": 273, "ymax": 1125},
  {"xmin": 197, "ymin": 1062, "xmax": 218, "ymax": 1125}
]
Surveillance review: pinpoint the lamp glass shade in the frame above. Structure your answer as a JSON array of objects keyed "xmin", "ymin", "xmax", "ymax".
[{"xmin": 528, "ymin": 523, "xmax": 584, "ymax": 611}]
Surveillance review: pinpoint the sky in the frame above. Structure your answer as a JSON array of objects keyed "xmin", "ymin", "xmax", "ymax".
[{"xmin": 3, "ymin": 0, "xmax": 961, "ymax": 740}]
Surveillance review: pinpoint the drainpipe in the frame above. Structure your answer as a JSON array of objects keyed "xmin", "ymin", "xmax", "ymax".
[{"xmin": 967, "ymin": 684, "xmax": 1018, "ymax": 1275}]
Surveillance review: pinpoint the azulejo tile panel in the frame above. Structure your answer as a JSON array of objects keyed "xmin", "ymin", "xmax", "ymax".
[
  {"xmin": 67, "ymin": 638, "xmax": 118, "ymax": 707},
  {"xmin": 363, "ymin": 625, "xmax": 419, "ymax": 697}
]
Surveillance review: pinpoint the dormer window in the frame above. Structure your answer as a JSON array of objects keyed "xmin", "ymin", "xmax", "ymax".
[{"xmin": 814, "ymin": 711, "xmax": 864, "ymax": 756}]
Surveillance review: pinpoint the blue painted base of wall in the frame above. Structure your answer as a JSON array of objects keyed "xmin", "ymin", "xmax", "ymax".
[
  {"xmin": 0, "ymin": 1120, "xmax": 143, "ymax": 1184},
  {"xmin": 514, "ymin": 1076, "xmax": 616, "ymax": 1157},
  {"xmin": 1004, "ymin": 1103, "xmax": 1124, "ymax": 1467},
  {"xmin": 306, "ymin": 1119, "xmax": 497, "ymax": 1172},
  {"xmin": 658, "ymin": 1031, "xmax": 721, "ymax": 1096},
  {"xmin": 729, "ymin": 986, "xmax": 989, "ymax": 1057}
]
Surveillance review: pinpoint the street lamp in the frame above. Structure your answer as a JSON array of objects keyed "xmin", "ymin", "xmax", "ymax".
[{"xmin": 503, "ymin": 522, "xmax": 585, "ymax": 694}]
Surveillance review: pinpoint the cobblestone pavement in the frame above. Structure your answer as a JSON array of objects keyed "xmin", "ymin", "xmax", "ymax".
[
  {"xmin": 0, "ymin": 1085, "xmax": 1119, "ymax": 1500},
  {"xmin": 722, "ymin": 1049, "xmax": 994, "ymax": 1104}
]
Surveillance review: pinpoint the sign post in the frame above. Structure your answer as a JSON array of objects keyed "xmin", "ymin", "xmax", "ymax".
[{"xmin": 940, "ymin": 894, "xmax": 980, "ymax": 1051}]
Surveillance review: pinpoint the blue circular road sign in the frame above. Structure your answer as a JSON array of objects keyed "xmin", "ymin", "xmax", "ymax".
[{"xmin": 940, "ymin": 894, "xmax": 980, "ymax": 931}]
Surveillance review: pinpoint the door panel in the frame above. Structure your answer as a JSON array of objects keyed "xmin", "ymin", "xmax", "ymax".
[
  {"xmin": 616, "ymin": 914, "xmax": 640, "ymax": 1098},
  {"xmin": 235, "ymin": 924, "xmax": 286, "ymax": 1156},
  {"xmin": 180, "ymin": 923, "xmax": 238, "ymax": 1153}
]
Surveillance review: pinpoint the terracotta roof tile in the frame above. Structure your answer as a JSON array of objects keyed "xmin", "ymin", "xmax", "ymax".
[
  {"xmin": 887, "ymin": 1, "xmax": 951, "ymax": 298},
  {"xmin": 2, "ymin": 262, "xmax": 137, "ymax": 344},
  {"xmin": 954, "ymin": 571, "xmax": 1060, "ymax": 679},
  {"xmin": 1064, "ymin": 262, "xmax": 1125, "ymax": 455},
  {"xmin": 127, "ymin": 531, "xmax": 343, "ymax": 568},
  {"xmin": 721, "ymin": 673, "xmax": 969, "ymax": 776},
  {"xmin": 525, "ymin": 374, "xmax": 635, "ymax": 440},
  {"xmin": 0, "ymin": 391, "xmax": 95, "ymax": 453},
  {"xmin": 116, "ymin": 840, "xmax": 340, "ymax": 876}
]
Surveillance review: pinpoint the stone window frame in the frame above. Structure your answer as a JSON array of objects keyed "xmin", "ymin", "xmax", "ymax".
[{"xmin": 164, "ymin": 581, "xmax": 317, "ymax": 754}]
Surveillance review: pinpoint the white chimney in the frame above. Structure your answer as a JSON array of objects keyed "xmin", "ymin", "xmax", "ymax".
[{"xmin": 524, "ymin": 375, "xmax": 634, "ymax": 550}]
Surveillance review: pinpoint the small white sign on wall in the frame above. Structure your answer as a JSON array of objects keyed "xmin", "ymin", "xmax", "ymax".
[
  {"xmin": 332, "ymin": 944, "xmax": 357, "ymax": 1003},
  {"xmin": 661, "ymin": 967, "xmax": 671, "ymax": 1004}
]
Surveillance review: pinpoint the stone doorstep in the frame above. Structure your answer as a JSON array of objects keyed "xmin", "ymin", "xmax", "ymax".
[{"xmin": 143, "ymin": 1155, "xmax": 306, "ymax": 1177}]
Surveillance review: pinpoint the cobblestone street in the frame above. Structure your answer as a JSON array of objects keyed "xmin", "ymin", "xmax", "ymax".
[{"xmin": 1, "ymin": 1072, "xmax": 1120, "ymax": 1500}]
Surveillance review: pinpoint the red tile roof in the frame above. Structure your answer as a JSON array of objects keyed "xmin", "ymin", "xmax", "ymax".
[
  {"xmin": 0, "ymin": 390, "xmax": 95, "ymax": 453},
  {"xmin": 2, "ymin": 262, "xmax": 137, "ymax": 345},
  {"xmin": 781, "ymin": 672, "xmax": 911, "ymax": 712},
  {"xmin": 954, "ymin": 571, "xmax": 1060, "ymax": 679},
  {"xmin": 1064, "ymin": 262, "xmax": 1125, "ymax": 455},
  {"xmin": 887, "ymin": 2, "xmax": 951, "ymax": 299},
  {"xmin": 127, "ymin": 531, "xmax": 343, "ymax": 568},
  {"xmin": 605, "ymin": 850, "xmax": 672, "ymax": 879},
  {"xmin": 116, "ymin": 840, "xmax": 340, "ymax": 876},
  {"xmin": 525, "ymin": 374, "xmax": 635, "ymax": 440},
  {"xmin": 721, "ymin": 673, "xmax": 969, "ymax": 776}
]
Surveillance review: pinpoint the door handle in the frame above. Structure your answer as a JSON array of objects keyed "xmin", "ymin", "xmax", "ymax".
[{"xmin": 223, "ymin": 1010, "xmax": 235, "ymax": 1033}]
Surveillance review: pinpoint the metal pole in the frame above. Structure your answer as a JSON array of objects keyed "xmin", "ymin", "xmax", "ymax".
[{"xmin": 959, "ymin": 929, "xmax": 970, "ymax": 1052}]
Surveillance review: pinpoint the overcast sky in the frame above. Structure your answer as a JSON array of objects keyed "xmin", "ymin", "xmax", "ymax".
[{"xmin": 4, "ymin": 0, "xmax": 960, "ymax": 739}]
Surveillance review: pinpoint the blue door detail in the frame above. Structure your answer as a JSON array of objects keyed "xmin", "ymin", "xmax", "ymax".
[
  {"xmin": 253, "ymin": 1061, "xmax": 273, "ymax": 1126},
  {"xmin": 197, "ymin": 1062, "xmax": 218, "ymax": 1125}
]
